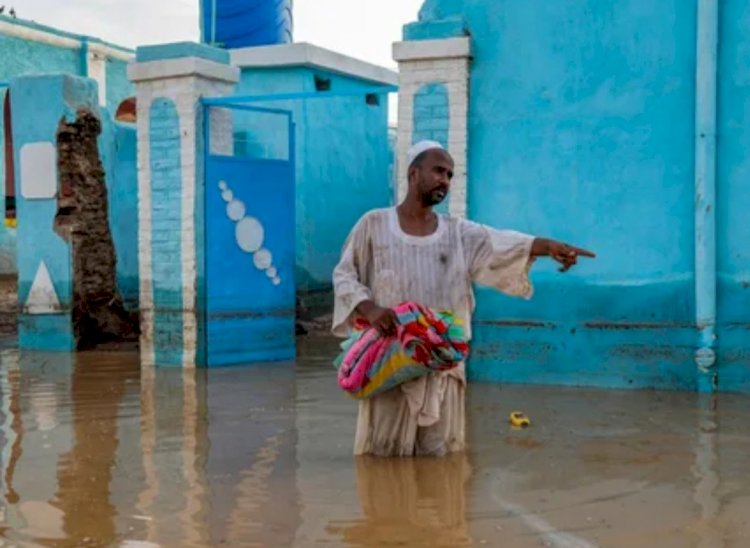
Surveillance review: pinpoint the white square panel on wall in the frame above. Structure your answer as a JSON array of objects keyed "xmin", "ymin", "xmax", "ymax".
[{"xmin": 20, "ymin": 142, "xmax": 57, "ymax": 200}]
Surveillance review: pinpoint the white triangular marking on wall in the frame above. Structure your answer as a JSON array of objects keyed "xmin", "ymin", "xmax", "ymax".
[{"xmin": 25, "ymin": 261, "xmax": 61, "ymax": 314}]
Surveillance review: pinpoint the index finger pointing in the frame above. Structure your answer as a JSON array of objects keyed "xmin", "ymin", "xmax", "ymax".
[{"xmin": 572, "ymin": 246, "xmax": 596, "ymax": 258}]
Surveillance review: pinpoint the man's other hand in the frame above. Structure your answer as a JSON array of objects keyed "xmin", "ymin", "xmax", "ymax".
[{"xmin": 357, "ymin": 301, "xmax": 399, "ymax": 336}]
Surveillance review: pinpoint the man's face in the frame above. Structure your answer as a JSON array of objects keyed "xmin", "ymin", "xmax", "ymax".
[{"xmin": 410, "ymin": 149, "xmax": 454, "ymax": 207}]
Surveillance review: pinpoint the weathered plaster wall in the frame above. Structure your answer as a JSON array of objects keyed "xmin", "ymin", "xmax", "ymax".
[{"xmin": 9, "ymin": 73, "xmax": 139, "ymax": 351}]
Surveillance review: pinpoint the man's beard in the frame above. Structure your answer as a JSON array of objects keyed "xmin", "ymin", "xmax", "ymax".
[{"xmin": 422, "ymin": 187, "xmax": 448, "ymax": 206}]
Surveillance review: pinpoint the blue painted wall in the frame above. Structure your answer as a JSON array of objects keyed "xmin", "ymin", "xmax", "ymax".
[
  {"xmin": 105, "ymin": 59, "xmax": 135, "ymax": 110},
  {"xmin": 0, "ymin": 21, "xmax": 82, "ymax": 254},
  {"xmin": 99, "ymin": 114, "xmax": 139, "ymax": 311},
  {"xmin": 0, "ymin": 17, "xmax": 133, "ymax": 108},
  {"xmin": 405, "ymin": 0, "xmax": 721, "ymax": 391},
  {"xmin": 10, "ymin": 75, "xmax": 101, "ymax": 351},
  {"xmin": 0, "ymin": 16, "xmax": 134, "ymax": 279},
  {"xmin": 235, "ymin": 66, "xmax": 392, "ymax": 296},
  {"xmin": 0, "ymin": 30, "xmax": 82, "ymax": 80},
  {"xmin": 7, "ymin": 70, "xmax": 138, "ymax": 351},
  {"xmin": 716, "ymin": 0, "xmax": 750, "ymax": 392},
  {"xmin": 0, "ymin": 25, "xmax": 80, "ymax": 278},
  {"xmin": 149, "ymin": 98, "xmax": 184, "ymax": 367}
]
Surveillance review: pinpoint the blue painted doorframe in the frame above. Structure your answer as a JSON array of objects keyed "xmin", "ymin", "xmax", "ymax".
[{"xmin": 202, "ymin": 104, "xmax": 296, "ymax": 366}]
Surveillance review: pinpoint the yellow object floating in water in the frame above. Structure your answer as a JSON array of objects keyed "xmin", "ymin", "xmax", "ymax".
[{"xmin": 509, "ymin": 411, "xmax": 530, "ymax": 428}]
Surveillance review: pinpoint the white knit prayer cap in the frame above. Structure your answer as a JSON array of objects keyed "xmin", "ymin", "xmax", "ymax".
[{"xmin": 406, "ymin": 140, "xmax": 445, "ymax": 168}]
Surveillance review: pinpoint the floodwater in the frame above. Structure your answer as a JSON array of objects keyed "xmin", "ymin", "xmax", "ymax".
[{"xmin": 0, "ymin": 337, "xmax": 748, "ymax": 547}]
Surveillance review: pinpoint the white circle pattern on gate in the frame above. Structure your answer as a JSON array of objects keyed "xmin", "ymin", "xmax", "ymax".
[{"xmin": 219, "ymin": 180, "xmax": 281, "ymax": 285}]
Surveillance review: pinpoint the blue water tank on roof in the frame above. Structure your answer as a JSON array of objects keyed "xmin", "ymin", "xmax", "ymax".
[{"xmin": 201, "ymin": 0, "xmax": 293, "ymax": 49}]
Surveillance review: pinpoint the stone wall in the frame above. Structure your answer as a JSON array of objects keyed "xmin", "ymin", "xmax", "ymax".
[{"xmin": 56, "ymin": 111, "xmax": 138, "ymax": 348}]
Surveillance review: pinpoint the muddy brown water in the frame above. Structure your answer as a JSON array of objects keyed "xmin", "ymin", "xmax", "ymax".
[{"xmin": 0, "ymin": 337, "xmax": 748, "ymax": 547}]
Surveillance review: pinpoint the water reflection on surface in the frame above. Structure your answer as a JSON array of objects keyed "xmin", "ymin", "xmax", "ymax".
[
  {"xmin": 325, "ymin": 455, "xmax": 473, "ymax": 547},
  {"xmin": 0, "ymin": 340, "xmax": 748, "ymax": 547}
]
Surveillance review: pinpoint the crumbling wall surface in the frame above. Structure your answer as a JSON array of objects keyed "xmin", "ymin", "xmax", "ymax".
[{"xmin": 55, "ymin": 110, "xmax": 138, "ymax": 349}]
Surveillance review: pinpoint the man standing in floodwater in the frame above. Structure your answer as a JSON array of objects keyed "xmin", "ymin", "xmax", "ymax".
[{"xmin": 332, "ymin": 140, "xmax": 595, "ymax": 457}]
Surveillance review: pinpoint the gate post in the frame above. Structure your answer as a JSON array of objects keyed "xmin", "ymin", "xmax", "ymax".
[
  {"xmin": 392, "ymin": 37, "xmax": 472, "ymax": 219},
  {"xmin": 129, "ymin": 43, "xmax": 239, "ymax": 368}
]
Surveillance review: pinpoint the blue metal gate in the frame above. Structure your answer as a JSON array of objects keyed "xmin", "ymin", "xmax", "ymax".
[{"xmin": 203, "ymin": 104, "xmax": 295, "ymax": 366}]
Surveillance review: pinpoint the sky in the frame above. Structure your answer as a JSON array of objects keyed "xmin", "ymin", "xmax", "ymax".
[{"xmin": 10, "ymin": 0, "xmax": 425, "ymax": 70}]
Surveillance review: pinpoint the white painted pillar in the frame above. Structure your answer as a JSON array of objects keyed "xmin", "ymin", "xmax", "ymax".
[
  {"xmin": 129, "ymin": 48, "xmax": 239, "ymax": 369},
  {"xmin": 393, "ymin": 37, "xmax": 472, "ymax": 218},
  {"xmin": 86, "ymin": 49, "xmax": 108, "ymax": 107}
]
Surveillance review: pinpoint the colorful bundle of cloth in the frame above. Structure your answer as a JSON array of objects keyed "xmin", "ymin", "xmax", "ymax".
[{"xmin": 334, "ymin": 301, "xmax": 469, "ymax": 399}]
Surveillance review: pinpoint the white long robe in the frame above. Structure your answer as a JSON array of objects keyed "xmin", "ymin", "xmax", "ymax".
[{"xmin": 332, "ymin": 207, "xmax": 535, "ymax": 457}]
